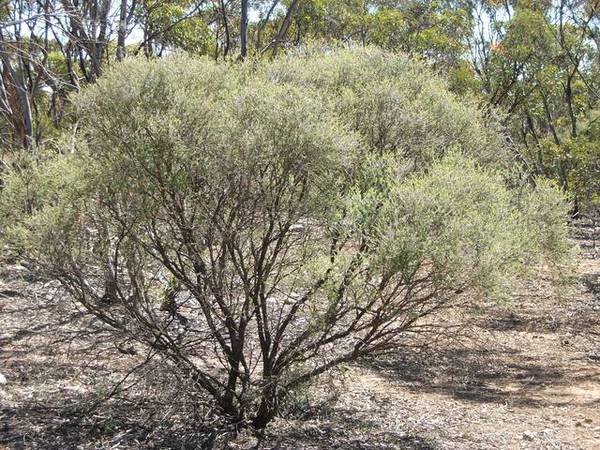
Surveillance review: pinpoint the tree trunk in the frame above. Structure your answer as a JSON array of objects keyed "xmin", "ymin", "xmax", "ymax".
[
  {"xmin": 240, "ymin": 0, "xmax": 249, "ymax": 59},
  {"xmin": 252, "ymin": 383, "xmax": 280, "ymax": 429},
  {"xmin": 116, "ymin": 0, "xmax": 128, "ymax": 60},
  {"xmin": 0, "ymin": 34, "xmax": 33, "ymax": 149},
  {"xmin": 269, "ymin": 0, "xmax": 300, "ymax": 57},
  {"xmin": 220, "ymin": 0, "xmax": 230, "ymax": 58}
]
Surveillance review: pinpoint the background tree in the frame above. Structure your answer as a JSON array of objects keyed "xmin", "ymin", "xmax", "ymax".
[{"xmin": 468, "ymin": 0, "xmax": 600, "ymax": 212}]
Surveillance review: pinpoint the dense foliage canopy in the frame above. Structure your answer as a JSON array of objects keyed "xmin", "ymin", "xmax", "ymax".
[{"xmin": 2, "ymin": 0, "xmax": 598, "ymax": 212}]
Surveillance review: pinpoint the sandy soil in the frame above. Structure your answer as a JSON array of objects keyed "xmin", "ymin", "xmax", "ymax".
[{"xmin": 1, "ymin": 222, "xmax": 599, "ymax": 449}]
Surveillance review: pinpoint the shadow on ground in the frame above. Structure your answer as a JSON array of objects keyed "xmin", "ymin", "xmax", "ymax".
[
  {"xmin": 0, "ymin": 400, "xmax": 222, "ymax": 450},
  {"xmin": 0, "ymin": 294, "xmax": 435, "ymax": 450},
  {"xmin": 1, "ymin": 387, "xmax": 436, "ymax": 450},
  {"xmin": 361, "ymin": 276, "xmax": 600, "ymax": 410},
  {"xmin": 259, "ymin": 410, "xmax": 436, "ymax": 450}
]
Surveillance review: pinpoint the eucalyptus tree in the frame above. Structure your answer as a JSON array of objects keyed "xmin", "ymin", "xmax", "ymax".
[{"xmin": 468, "ymin": 0, "xmax": 600, "ymax": 212}]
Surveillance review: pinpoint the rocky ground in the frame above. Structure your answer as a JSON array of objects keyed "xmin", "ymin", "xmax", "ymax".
[{"xmin": 1, "ymin": 221, "xmax": 599, "ymax": 449}]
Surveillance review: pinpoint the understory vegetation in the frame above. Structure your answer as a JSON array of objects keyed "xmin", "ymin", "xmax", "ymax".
[{"xmin": 0, "ymin": 48, "xmax": 574, "ymax": 430}]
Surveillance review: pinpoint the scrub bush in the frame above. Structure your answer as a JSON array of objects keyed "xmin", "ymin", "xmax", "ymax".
[{"xmin": 1, "ymin": 47, "xmax": 572, "ymax": 428}]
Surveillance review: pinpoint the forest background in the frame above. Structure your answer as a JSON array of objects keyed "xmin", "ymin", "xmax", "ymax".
[{"xmin": 1, "ymin": 0, "xmax": 600, "ymax": 213}]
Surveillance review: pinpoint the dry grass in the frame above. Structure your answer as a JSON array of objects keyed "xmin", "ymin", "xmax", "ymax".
[{"xmin": 1, "ymin": 221, "xmax": 599, "ymax": 449}]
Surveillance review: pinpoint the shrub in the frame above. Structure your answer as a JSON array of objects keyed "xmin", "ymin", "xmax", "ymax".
[{"xmin": 0, "ymin": 47, "xmax": 572, "ymax": 429}]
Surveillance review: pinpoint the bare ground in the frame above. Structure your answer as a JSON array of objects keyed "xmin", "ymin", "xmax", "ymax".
[{"xmin": 1, "ymin": 222, "xmax": 599, "ymax": 450}]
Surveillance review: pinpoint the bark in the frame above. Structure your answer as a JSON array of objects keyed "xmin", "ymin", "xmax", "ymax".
[
  {"xmin": 116, "ymin": 0, "xmax": 129, "ymax": 61},
  {"xmin": 0, "ymin": 32, "xmax": 33, "ymax": 148},
  {"xmin": 267, "ymin": 0, "xmax": 300, "ymax": 57},
  {"xmin": 240, "ymin": 0, "xmax": 249, "ymax": 59},
  {"xmin": 220, "ymin": 0, "xmax": 231, "ymax": 57}
]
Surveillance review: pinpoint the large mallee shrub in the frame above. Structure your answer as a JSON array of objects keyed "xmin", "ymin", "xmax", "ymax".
[{"xmin": 1, "ymin": 47, "xmax": 572, "ymax": 428}]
